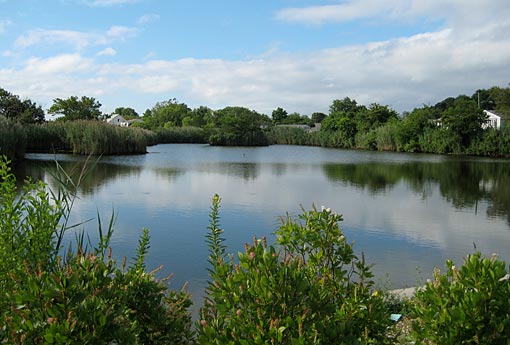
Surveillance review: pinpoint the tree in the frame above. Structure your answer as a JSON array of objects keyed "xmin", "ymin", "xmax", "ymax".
[
  {"xmin": 356, "ymin": 103, "xmax": 398, "ymax": 132},
  {"xmin": 271, "ymin": 107, "xmax": 288, "ymax": 124},
  {"xmin": 311, "ymin": 112, "xmax": 327, "ymax": 124},
  {"xmin": 442, "ymin": 97, "xmax": 486, "ymax": 146},
  {"xmin": 48, "ymin": 96, "xmax": 102, "ymax": 121},
  {"xmin": 329, "ymin": 97, "xmax": 362, "ymax": 115},
  {"xmin": 141, "ymin": 99, "xmax": 191, "ymax": 129},
  {"xmin": 210, "ymin": 106, "xmax": 268, "ymax": 146},
  {"xmin": 113, "ymin": 107, "xmax": 139, "ymax": 120},
  {"xmin": 182, "ymin": 106, "xmax": 213, "ymax": 127},
  {"xmin": 0, "ymin": 87, "xmax": 45, "ymax": 124}
]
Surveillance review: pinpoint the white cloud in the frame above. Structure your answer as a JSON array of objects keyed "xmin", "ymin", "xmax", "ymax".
[
  {"xmin": 275, "ymin": 0, "xmax": 510, "ymax": 28},
  {"xmin": 15, "ymin": 29, "xmax": 94, "ymax": 49},
  {"xmin": 137, "ymin": 14, "xmax": 160, "ymax": 25},
  {"xmin": 14, "ymin": 26, "xmax": 138, "ymax": 50},
  {"xmin": 84, "ymin": 0, "xmax": 138, "ymax": 7},
  {"xmin": 97, "ymin": 47, "xmax": 116, "ymax": 56},
  {"xmin": 2, "ymin": 1, "xmax": 510, "ymax": 116}
]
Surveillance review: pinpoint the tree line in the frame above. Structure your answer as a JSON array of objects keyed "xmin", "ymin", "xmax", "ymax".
[{"xmin": 1, "ymin": 85, "xmax": 510, "ymax": 158}]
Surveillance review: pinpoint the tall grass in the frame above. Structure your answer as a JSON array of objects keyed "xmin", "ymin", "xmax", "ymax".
[
  {"xmin": 25, "ymin": 120, "xmax": 158, "ymax": 155},
  {"xmin": 155, "ymin": 126, "xmax": 207, "ymax": 144},
  {"xmin": 0, "ymin": 115, "xmax": 26, "ymax": 161}
]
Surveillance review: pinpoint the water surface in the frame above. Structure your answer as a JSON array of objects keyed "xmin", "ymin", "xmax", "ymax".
[{"xmin": 18, "ymin": 144, "xmax": 510, "ymax": 311}]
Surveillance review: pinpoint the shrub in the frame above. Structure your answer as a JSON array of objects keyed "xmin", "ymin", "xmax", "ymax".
[
  {"xmin": 198, "ymin": 196, "xmax": 391, "ymax": 344},
  {"xmin": 0, "ymin": 156, "xmax": 193, "ymax": 344},
  {"xmin": 411, "ymin": 252, "xmax": 510, "ymax": 344}
]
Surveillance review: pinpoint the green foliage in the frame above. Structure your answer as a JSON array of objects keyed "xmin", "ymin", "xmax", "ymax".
[
  {"xmin": 0, "ymin": 87, "xmax": 45, "ymax": 124},
  {"xmin": 199, "ymin": 199, "xmax": 391, "ymax": 344},
  {"xmin": 71, "ymin": 121, "xmax": 157, "ymax": 154},
  {"xmin": 0, "ymin": 115, "xmax": 27, "ymax": 160},
  {"xmin": 0, "ymin": 157, "xmax": 193, "ymax": 344},
  {"xmin": 442, "ymin": 97, "xmax": 485, "ymax": 147},
  {"xmin": 374, "ymin": 121, "xmax": 398, "ymax": 151},
  {"xmin": 272, "ymin": 107, "xmax": 288, "ymax": 124},
  {"xmin": 411, "ymin": 252, "xmax": 510, "ymax": 344},
  {"xmin": 155, "ymin": 126, "xmax": 207, "ymax": 144},
  {"xmin": 141, "ymin": 99, "xmax": 191, "ymax": 129},
  {"xmin": 48, "ymin": 96, "xmax": 103, "ymax": 121},
  {"xmin": 113, "ymin": 107, "xmax": 139, "ymax": 120},
  {"xmin": 209, "ymin": 106, "xmax": 269, "ymax": 146}
]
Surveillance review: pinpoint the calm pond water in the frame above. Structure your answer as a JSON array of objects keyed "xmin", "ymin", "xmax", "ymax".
[{"xmin": 16, "ymin": 144, "xmax": 510, "ymax": 312}]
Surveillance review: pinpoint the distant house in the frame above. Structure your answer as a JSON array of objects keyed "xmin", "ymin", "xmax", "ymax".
[
  {"xmin": 106, "ymin": 114, "xmax": 129, "ymax": 127},
  {"xmin": 483, "ymin": 110, "xmax": 502, "ymax": 130},
  {"xmin": 429, "ymin": 110, "xmax": 502, "ymax": 130}
]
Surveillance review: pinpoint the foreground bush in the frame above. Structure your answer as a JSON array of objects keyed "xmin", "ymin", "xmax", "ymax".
[
  {"xmin": 198, "ymin": 196, "xmax": 391, "ymax": 344},
  {"xmin": 411, "ymin": 252, "xmax": 510, "ymax": 344},
  {"xmin": 0, "ymin": 157, "xmax": 193, "ymax": 344}
]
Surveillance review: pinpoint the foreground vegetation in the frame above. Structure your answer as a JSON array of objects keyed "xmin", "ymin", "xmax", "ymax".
[{"xmin": 1, "ymin": 156, "xmax": 510, "ymax": 344}]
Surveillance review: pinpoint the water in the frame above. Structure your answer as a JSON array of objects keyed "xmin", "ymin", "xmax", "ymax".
[{"xmin": 16, "ymin": 144, "xmax": 510, "ymax": 313}]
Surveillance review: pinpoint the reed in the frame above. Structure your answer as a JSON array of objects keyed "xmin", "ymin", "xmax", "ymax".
[
  {"xmin": 0, "ymin": 115, "xmax": 26, "ymax": 161},
  {"xmin": 155, "ymin": 126, "xmax": 207, "ymax": 143}
]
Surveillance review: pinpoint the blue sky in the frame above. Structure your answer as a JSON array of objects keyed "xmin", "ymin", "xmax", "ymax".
[{"xmin": 1, "ymin": 0, "xmax": 509, "ymax": 116}]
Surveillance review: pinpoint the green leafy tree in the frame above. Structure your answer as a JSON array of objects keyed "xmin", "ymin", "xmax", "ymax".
[
  {"xmin": 329, "ymin": 97, "xmax": 362, "ymax": 114},
  {"xmin": 356, "ymin": 103, "xmax": 398, "ymax": 133},
  {"xmin": 141, "ymin": 98, "xmax": 191, "ymax": 129},
  {"xmin": 442, "ymin": 97, "xmax": 486, "ymax": 147},
  {"xmin": 311, "ymin": 112, "xmax": 327, "ymax": 123},
  {"xmin": 0, "ymin": 87, "xmax": 45, "ymax": 124},
  {"xmin": 182, "ymin": 106, "xmax": 213, "ymax": 127},
  {"xmin": 209, "ymin": 106, "xmax": 268, "ymax": 146},
  {"xmin": 113, "ymin": 106, "xmax": 139, "ymax": 120},
  {"xmin": 271, "ymin": 107, "xmax": 288, "ymax": 124},
  {"xmin": 48, "ymin": 96, "xmax": 102, "ymax": 121},
  {"xmin": 488, "ymin": 86, "xmax": 510, "ymax": 118},
  {"xmin": 281, "ymin": 112, "xmax": 310, "ymax": 125},
  {"xmin": 395, "ymin": 106, "xmax": 437, "ymax": 152}
]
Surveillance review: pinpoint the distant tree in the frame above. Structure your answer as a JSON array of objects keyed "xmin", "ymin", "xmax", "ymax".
[
  {"xmin": 141, "ymin": 98, "xmax": 191, "ymax": 129},
  {"xmin": 113, "ymin": 107, "xmax": 139, "ymax": 120},
  {"xmin": 211, "ymin": 106, "xmax": 268, "ymax": 146},
  {"xmin": 395, "ymin": 106, "xmax": 437, "ymax": 151},
  {"xmin": 311, "ymin": 112, "xmax": 327, "ymax": 124},
  {"xmin": 488, "ymin": 86, "xmax": 510, "ymax": 119},
  {"xmin": 48, "ymin": 96, "xmax": 102, "ymax": 121},
  {"xmin": 356, "ymin": 103, "xmax": 398, "ymax": 132},
  {"xmin": 471, "ymin": 89, "xmax": 495, "ymax": 110},
  {"xmin": 433, "ymin": 97, "xmax": 456, "ymax": 113},
  {"xmin": 0, "ymin": 87, "xmax": 45, "ymax": 124},
  {"xmin": 329, "ymin": 97, "xmax": 362, "ymax": 115},
  {"xmin": 442, "ymin": 97, "xmax": 485, "ymax": 146},
  {"xmin": 281, "ymin": 112, "xmax": 310, "ymax": 125},
  {"xmin": 182, "ymin": 106, "xmax": 213, "ymax": 127},
  {"xmin": 271, "ymin": 107, "xmax": 288, "ymax": 124}
]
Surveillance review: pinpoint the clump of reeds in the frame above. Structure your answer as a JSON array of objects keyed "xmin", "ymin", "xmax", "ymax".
[
  {"xmin": 155, "ymin": 126, "xmax": 207, "ymax": 143},
  {"xmin": 0, "ymin": 115, "xmax": 26, "ymax": 161}
]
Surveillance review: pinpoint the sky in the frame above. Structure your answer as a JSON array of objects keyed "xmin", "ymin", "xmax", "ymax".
[{"xmin": 1, "ymin": 0, "xmax": 509, "ymax": 117}]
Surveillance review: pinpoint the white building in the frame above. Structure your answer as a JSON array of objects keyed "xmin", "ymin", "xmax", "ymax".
[
  {"xmin": 483, "ymin": 110, "xmax": 502, "ymax": 130},
  {"xmin": 106, "ymin": 114, "xmax": 129, "ymax": 127}
]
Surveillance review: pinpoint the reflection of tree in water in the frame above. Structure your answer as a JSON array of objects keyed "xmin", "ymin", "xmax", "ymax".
[
  {"xmin": 323, "ymin": 160, "xmax": 510, "ymax": 225},
  {"xmin": 17, "ymin": 159, "xmax": 143, "ymax": 196}
]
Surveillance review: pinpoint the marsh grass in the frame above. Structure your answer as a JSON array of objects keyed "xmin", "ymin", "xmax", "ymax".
[{"xmin": 0, "ymin": 115, "xmax": 26, "ymax": 161}]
